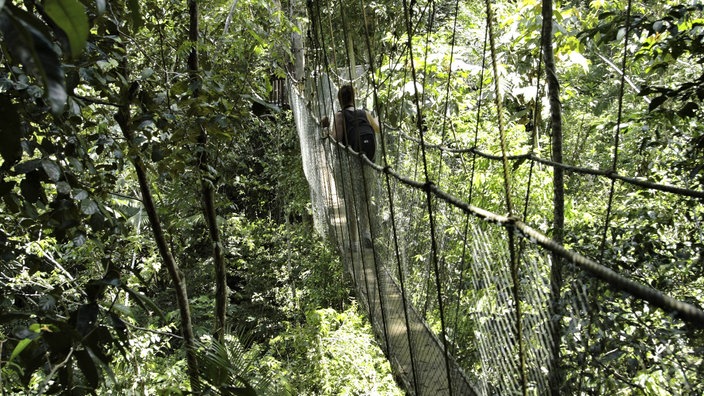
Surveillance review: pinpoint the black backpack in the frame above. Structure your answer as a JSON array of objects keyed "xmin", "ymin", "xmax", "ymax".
[{"xmin": 341, "ymin": 109, "xmax": 376, "ymax": 161}]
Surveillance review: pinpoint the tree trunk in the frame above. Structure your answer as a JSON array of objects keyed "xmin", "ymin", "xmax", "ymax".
[
  {"xmin": 188, "ymin": 0, "xmax": 228, "ymax": 342},
  {"xmin": 541, "ymin": 0, "xmax": 564, "ymax": 394},
  {"xmin": 290, "ymin": 0, "xmax": 305, "ymax": 81},
  {"xmin": 115, "ymin": 63, "xmax": 200, "ymax": 391}
]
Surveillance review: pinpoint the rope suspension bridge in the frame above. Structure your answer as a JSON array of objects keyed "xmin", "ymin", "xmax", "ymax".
[{"xmin": 289, "ymin": 1, "xmax": 704, "ymax": 394}]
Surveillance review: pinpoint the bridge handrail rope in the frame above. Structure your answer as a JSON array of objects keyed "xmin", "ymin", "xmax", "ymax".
[
  {"xmin": 355, "ymin": 0, "xmax": 424, "ymax": 393},
  {"xmin": 320, "ymin": 133, "xmax": 704, "ymax": 326},
  {"xmin": 385, "ymin": 129, "xmax": 704, "ymax": 199},
  {"xmin": 337, "ymin": 0, "xmax": 394, "ymax": 356}
]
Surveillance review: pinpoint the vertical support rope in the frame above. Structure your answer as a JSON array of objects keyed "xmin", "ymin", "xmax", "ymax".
[
  {"xmin": 351, "ymin": 6, "xmax": 395, "ymax": 357},
  {"xmin": 587, "ymin": 0, "xmax": 633, "ymax": 392},
  {"xmin": 484, "ymin": 0, "xmax": 513, "ymax": 217},
  {"xmin": 336, "ymin": 2, "xmax": 375, "ymax": 317},
  {"xmin": 401, "ymin": 0, "xmax": 455, "ymax": 393},
  {"xmin": 379, "ymin": 65, "xmax": 422, "ymax": 395},
  {"xmin": 313, "ymin": 0, "xmax": 364, "ymax": 300},
  {"xmin": 598, "ymin": 0, "xmax": 632, "ymax": 262},
  {"xmin": 453, "ymin": 20, "xmax": 488, "ymax": 353},
  {"xmin": 339, "ymin": 0, "xmax": 391, "ymax": 356},
  {"xmin": 484, "ymin": 1, "xmax": 527, "ymax": 395}
]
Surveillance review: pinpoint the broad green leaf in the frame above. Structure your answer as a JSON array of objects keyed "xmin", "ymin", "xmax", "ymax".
[
  {"xmin": 95, "ymin": 0, "xmax": 105, "ymax": 16},
  {"xmin": 678, "ymin": 101, "xmax": 699, "ymax": 117},
  {"xmin": 648, "ymin": 95, "xmax": 668, "ymax": 112},
  {"xmin": 41, "ymin": 159, "xmax": 61, "ymax": 181},
  {"xmin": 0, "ymin": 95, "xmax": 22, "ymax": 168},
  {"xmin": 74, "ymin": 349, "xmax": 100, "ymax": 389},
  {"xmin": 44, "ymin": 0, "xmax": 88, "ymax": 59},
  {"xmin": 86, "ymin": 345, "xmax": 117, "ymax": 385},
  {"xmin": 3, "ymin": 8, "xmax": 66, "ymax": 114},
  {"xmin": 110, "ymin": 303, "xmax": 134, "ymax": 319},
  {"xmin": 74, "ymin": 302, "xmax": 99, "ymax": 335},
  {"xmin": 140, "ymin": 67, "xmax": 154, "ymax": 79},
  {"xmin": 19, "ymin": 172, "xmax": 44, "ymax": 203},
  {"xmin": 81, "ymin": 198, "xmax": 99, "ymax": 215}
]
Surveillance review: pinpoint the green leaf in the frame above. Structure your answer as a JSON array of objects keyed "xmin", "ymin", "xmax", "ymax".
[
  {"xmin": 230, "ymin": 376, "xmax": 258, "ymax": 396},
  {"xmin": 74, "ymin": 349, "xmax": 100, "ymax": 389},
  {"xmin": 9, "ymin": 338, "xmax": 33, "ymax": 363},
  {"xmin": 2, "ymin": 7, "xmax": 67, "ymax": 114},
  {"xmin": 677, "ymin": 101, "xmax": 699, "ymax": 117},
  {"xmin": 0, "ymin": 95, "xmax": 23, "ymax": 169},
  {"xmin": 122, "ymin": 284, "xmax": 165, "ymax": 321},
  {"xmin": 85, "ymin": 344, "xmax": 117, "ymax": 385},
  {"xmin": 73, "ymin": 302, "xmax": 99, "ymax": 335},
  {"xmin": 81, "ymin": 198, "xmax": 99, "ymax": 215},
  {"xmin": 126, "ymin": 0, "xmax": 143, "ymax": 31},
  {"xmin": 95, "ymin": 0, "xmax": 106, "ymax": 16},
  {"xmin": 41, "ymin": 159, "xmax": 61, "ymax": 181},
  {"xmin": 44, "ymin": 0, "xmax": 89, "ymax": 59},
  {"xmin": 20, "ymin": 171, "xmax": 44, "ymax": 203},
  {"xmin": 653, "ymin": 20, "xmax": 665, "ymax": 33},
  {"xmin": 648, "ymin": 95, "xmax": 668, "ymax": 112}
]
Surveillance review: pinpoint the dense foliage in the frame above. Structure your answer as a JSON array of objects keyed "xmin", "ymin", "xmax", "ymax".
[
  {"xmin": 2, "ymin": 0, "xmax": 703, "ymax": 394},
  {"xmin": 0, "ymin": 0, "xmax": 402, "ymax": 394}
]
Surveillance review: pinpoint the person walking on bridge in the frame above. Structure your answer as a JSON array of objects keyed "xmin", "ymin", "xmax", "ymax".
[{"xmin": 323, "ymin": 84, "xmax": 380, "ymax": 249}]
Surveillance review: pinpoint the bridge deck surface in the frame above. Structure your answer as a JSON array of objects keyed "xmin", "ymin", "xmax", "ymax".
[{"xmin": 328, "ymin": 204, "xmax": 477, "ymax": 396}]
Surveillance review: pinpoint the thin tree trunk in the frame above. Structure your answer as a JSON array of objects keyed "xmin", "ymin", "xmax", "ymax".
[
  {"xmin": 290, "ymin": 0, "xmax": 305, "ymax": 81},
  {"xmin": 541, "ymin": 0, "xmax": 564, "ymax": 394},
  {"xmin": 188, "ymin": 0, "xmax": 228, "ymax": 341},
  {"xmin": 115, "ymin": 65, "xmax": 200, "ymax": 391}
]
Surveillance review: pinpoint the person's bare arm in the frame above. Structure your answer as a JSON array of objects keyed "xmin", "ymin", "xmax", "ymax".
[{"xmin": 366, "ymin": 111, "xmax": 380, "ymax": 134}]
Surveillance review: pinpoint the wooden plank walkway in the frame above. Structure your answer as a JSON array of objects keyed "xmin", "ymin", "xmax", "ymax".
[{"xmin": 328, "ymin": 202, "xmax": 477, "ymax": 396}]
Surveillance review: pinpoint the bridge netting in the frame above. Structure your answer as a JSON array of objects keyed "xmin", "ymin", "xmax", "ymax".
[
  {"xmin": 289, "ymin": 1, "xmax": 704, "ymax": 395},
  {"xmin": 291, "ymin": 72, "xmax": 704, "ymax": 395}
]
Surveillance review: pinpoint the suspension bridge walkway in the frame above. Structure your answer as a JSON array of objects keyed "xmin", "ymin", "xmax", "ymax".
[
  {"xmin": 330, "ymin": 193, "xmax": 476, "ymax": 395},
  {"xmin": 291, "ymin": 75, "xmax": 704, "ymax": 395},
  {"xmin": 293, "ymin": 82, "xmax": 474, "ymax": 394},
  {"xmin": 289, "ymin": 1, "xmax": 704, "ymax": 393}
]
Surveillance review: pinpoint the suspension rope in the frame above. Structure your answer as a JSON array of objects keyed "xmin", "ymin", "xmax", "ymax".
[
  {"xmin": 521, "ymin": 47, "xmax": 544, "ymax": 224},
  {"xmin": 308, "ymin": 26, "xmax": 346, "ymax": 252},
  {"xmin": 314, "ymin": 1, "xmax": 372, "ymax": 314},
  {"xmin": 344, "ymin": 152, "xmax": 704, "ymax": 325},
  {"xmin": 598, "ymin": 0, "xmax": 633, "ymax": 263},
  {"xmin": 383, "ymin": 133, "xmax": 704, "ymax": 199},
  {"xmin": 484, "ymin": 0, "xmax": 526, "ymax": 393},
  {"xmin": 453, "ymin": 17, "xmax": 488, "ymax": 353},
  {"xmin": 351, "ymin": 0, "xmax": 395, "ymax": 361},
  {"xmin": 401, "ymin": 0, "xmax": 455, "ymax": 393},
  {"xmin": 358, "ymin": 1, "xmax": 422, "ymax": 393},
  {"xmin": 435, "ymin": 0, "xmax": 461, "ymax": 184},
  {"xmin": 585, "ymin": 0, "xmax": 635, "ymax": 391}
]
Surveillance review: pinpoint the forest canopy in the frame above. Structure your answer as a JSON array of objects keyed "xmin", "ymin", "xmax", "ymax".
[{"xmin": 1, "ymin": 0, "xmax": 703, "ymax": 394}]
